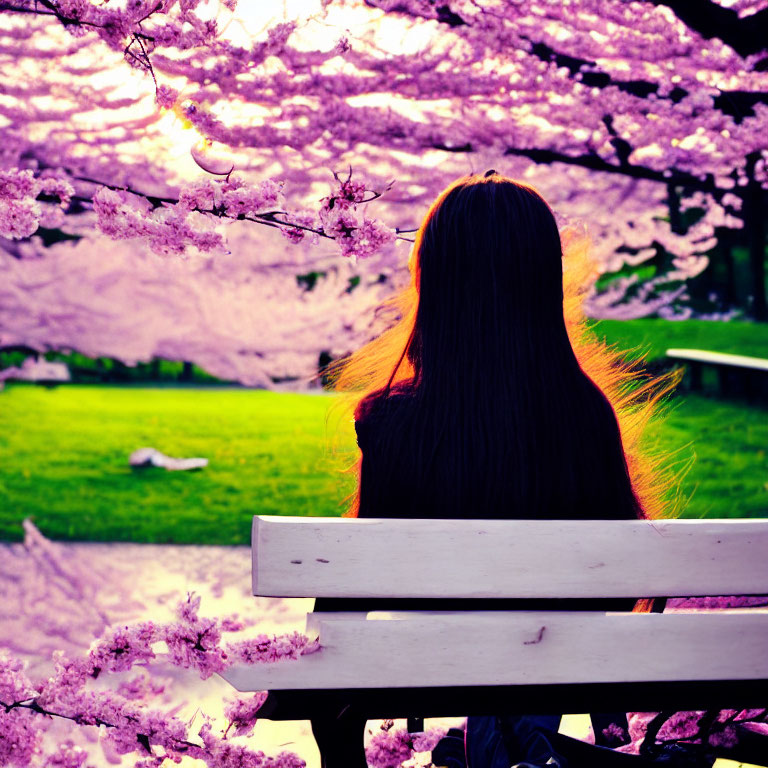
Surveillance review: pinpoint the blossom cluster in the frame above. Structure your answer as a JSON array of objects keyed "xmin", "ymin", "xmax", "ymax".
[
  {"xmin": 1, "ymin": 162, "xmax": 396, "ymax": 259},
  {"xmin": 365, "ymin": 725, "xmax": 448, "ymax": 768},
  {"xmin": 178, "ymin": 177, "xmax": 286, "ymax": 220},
  {"xmin": 223, "ymin": 692, "xmax": 270, "ymax": 738},
  {"xmin": 618, "ymin": 708, "xmax": 768, "ymax": 757},
  {"xmin": 107, "ymin": 0, "xmax": 768, "ymax": 199},
  {"xmin": 317, "ymin": 175, "xmax": 396, "ymax": 259},
  {"xmin": 91, "ymin": 173, "xmax": 396, "ymax": 259},
  {"xmin": 0, "ymin": 168, "xmax": 74, "ymax": 239},
  {"xmin": 93, "ymin": 186, "xmax": 225, "ymax": 256},
  {"xmin": 0, "ymin": 594, "xmax": 317, "ymax": 768},
  {"xmin": 46, "ymin": 0, "xmax": 223, "ymax": 56}
]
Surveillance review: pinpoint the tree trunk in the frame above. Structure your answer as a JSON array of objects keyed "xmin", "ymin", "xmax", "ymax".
[
  {"xmin": 667, "ymin": 184, "xmax": 684, "ymax": 235},
  {"xmin": 748, "ymin": 195, "xmax": 767, "ymax": 321},
  {"xmin": 745, "ymin": 155, "xmax": 767, "ymax": 321},
  {"xmin": 721, "ymin": 230, "xmax": 737, "ymax": 308}
]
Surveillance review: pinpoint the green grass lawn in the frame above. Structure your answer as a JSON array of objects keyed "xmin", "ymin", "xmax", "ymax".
[
  {"xmin": 651, "ymin": 395, "xmax": 768, "ymax": 520},
  {"xmin": 1, "ymin": 379, "xmax": 766, "ymax": 543},
  {"xmin": 0, "ymin": 385, "xmax": 357, "ymax": 544}
]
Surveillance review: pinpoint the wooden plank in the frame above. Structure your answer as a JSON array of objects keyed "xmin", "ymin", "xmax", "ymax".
[
  {"xmin": 666, "ymin": 348, "xmax": 768, "ymax": 372},
  {"xmin": 251, "ymin": 517, "xmax": 768, "ymax": 598},
  {"xmin": 221, "ymin": 610, "xmax": 768, "ymax": 691}
]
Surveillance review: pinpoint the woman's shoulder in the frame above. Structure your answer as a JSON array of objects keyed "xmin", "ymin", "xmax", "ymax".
[
  {"xmin": 354, "ymin": 382, "xmax": 415, "ymax": 423},
  {"xmin": 353, "ymin": 383, "xmax": 415, "ymax": 450}
]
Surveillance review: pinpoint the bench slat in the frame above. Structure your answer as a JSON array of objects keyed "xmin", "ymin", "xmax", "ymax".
[
  {"xmin": 252, "ymin": 517, "xmax": 768, "ymax": 598},
  {"xmin": 666, "ymin": 348, "xmax": 768, "ymax": 371},
  {"xmin": 222, "ymin": 610, "xmax": 768, "ymax": 691}
]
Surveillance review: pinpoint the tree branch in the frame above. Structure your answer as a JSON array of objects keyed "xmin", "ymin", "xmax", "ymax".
[{"xmin": 501, "ymin": 146, "xmax": 727, "ymax": 199}]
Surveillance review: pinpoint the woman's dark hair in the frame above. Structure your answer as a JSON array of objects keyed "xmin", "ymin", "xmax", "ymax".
[{"xmin": 329, "ymin": 173, "xmax": 679, "ymax": 520}]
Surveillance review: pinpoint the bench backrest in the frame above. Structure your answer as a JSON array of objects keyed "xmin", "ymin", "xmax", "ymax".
[
  {"xmin": 252, "ymin": 516, "xmax": 768, "ymax": 598},
  {"xmin": 666, "ymin": 348, "xmax": 768, "ymax": 371}
]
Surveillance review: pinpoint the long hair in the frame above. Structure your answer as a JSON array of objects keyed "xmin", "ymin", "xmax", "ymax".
[{"xmin": 328, "ymin": 173, "xmax": 681, "ymax": 520}]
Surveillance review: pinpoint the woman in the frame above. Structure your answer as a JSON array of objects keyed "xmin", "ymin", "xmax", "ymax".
[{"xmin": 314, "ymin": 172, "xmax": 679, "ymax": 767}]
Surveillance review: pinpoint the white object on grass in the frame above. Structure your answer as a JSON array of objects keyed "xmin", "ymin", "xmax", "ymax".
[{"xmin": 129, "ymin": 447, "xmax": 208, "ymax": 471}]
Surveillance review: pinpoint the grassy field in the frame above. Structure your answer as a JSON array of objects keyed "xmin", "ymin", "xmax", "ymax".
[
  {"xmin": 592, "ymin": 318, "xmax": 768, "ymax": 362},
  {"xmin": 1, "ymin": 380, "xmax": 766, "ymax": 543},
  {"xmin": 0, "ymin": 385, "xmax": 357, "ymax": 543}
]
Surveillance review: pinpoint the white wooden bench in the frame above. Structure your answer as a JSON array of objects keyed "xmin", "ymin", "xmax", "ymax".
[
  {"xmin": 666, "ymin": 348, "xmax": 768, "ymax": 398},
  {"xmin": 221, "ymin": 516, "xmax": 768, "ymax": 765}
]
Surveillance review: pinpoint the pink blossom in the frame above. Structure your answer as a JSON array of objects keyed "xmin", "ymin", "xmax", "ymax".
[
  {"xmin": 318, "ymin": 205, "xmax": 357, "ymax": 241},
  {"xmin": 326, "ymin": 178, "xmax": 367, "ymax": 210},
  {"xmin": 115, "ymin": 674, "xmax": 166, "ymax": 701},
  {"xmin": 92, "ymin": 187, "xmax": 128, "ymax": 235},
  {"xmin": 177, "ymin": 592, "xmax": 202, "ymax": 623},
  {"xmin": 227, "ymin": 632, "xmax": 319, "ymax": 666},
  {"xmin": 278, "ymin": 210, "xmax": 318, "ymax": 244},
  {"xmin": 365, "ymin": 728, "xmax": 413, "ymax": 768},
  {"xmin": 364, "ymin": 726, "xmax": 447, "ymax": 768},
  {"xmin": 37, "ymin": 653, "xmax": 89, "ymax": 705},
  {"xmin": 163, "ymin": 614, "xmax": 227, "ymax": 679},
  {"xmin": 0, "ymin": 654, "xmax": 35, "ymax": 703},
  {"xmin": 178, "ymin": 179, "xmax": 222, "ymax": 212},
  {"xmin": 93, "ymin": 188, "xmax": 225, "ymax": 256},
  {"xmin": 56, "ymin": 0, "xmax": 92, "ymax": 22},
  {"xmin": 740, "ymin": 722, "xmax": 768, "ymax": 737},
  {"xmin": 219, "ymin": 617, "xmax": 246, "ymax": 633},
  {"xmin": 104, "ymin": 702, "xmax": 191, "ymax": 756},
  {"xmin": 411, "ymin": 727, "xmax": 448, "ymax": 752},
  {"xmin": 156, "ymin": 85, "xmax": 180, "ymax": 109},
  {"xmin": 0, "ymin": 168, "xmax": 37, "ymax": 200},
  {"xmin": 0, "ymin": 198, "xmax": 41, "ymax": 239},
  {"xmin": 224, "ymin": 691, "xmax": 269, "ymax": 737},
  {"xmin": 656, "ymin": 711, "xmax": 706, "ymax": 742},
  {"xmin": 221, "ymin": 178, "xmax": 285, "ymax": 217},
  {"xmin": 197, "ymin": 720, "xmax": 305, "ymax": 768},
  {"xmin": 37, "ymin": 204, "xmax": 66, "ymax": 229},
  {"xmin": 707, "ymin": 725, "xmax": 738, "ymax": 748},
  {"xmin": 0, "ymin": 592, "xmax": 316, "ymax": 767},
  {"xmin": 341, "ymin": 217, "xmax": 396, "ymax": 259},
  {"xmin": 616, "ymin": 712, "xmax": 658, "ymax": 755},
  {"xmin": 734, "ymin": 708, "xmax": 767, "ymax": 721},
  {"xmin": 0, "ymin": 708, "xmax": 40, "ymax": 768},
  {"xmin": 87, "ymin": 621, "xmax": 159, "ymax": 677},
  {"xmin": 332, "ymin": 37, "xmax": 350, "ymax": 56},
  {"xmin": 601, "ymin": 722, "xmax": 627, "ymax": 746},
  {"xmin": 38, "ymin": 176, "xmax": 74, "ymax": 209},
  {"xmin": 43, "ymin": 741, "xmax": 89, "ymax": 768}
]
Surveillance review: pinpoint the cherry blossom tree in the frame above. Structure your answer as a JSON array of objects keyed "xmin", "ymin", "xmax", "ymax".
[
  {"xmin": 2, "ymin": 585, "xmax": 767, "ymax": 768},
  {"xmin": 3, "ymin": 7, "xmax": 767, "ymax": 764},
  {"xmin": 0, "ymin": 0, "xmax": 766, "ymax": 382},
  {"xmin": 0, "ymin": 590, "xmax": 315, "ymax": 768}
]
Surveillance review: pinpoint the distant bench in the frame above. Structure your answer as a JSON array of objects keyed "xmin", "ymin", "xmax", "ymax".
[
  {"xmin": 221, "ymin": 516, "xmax": 768, "ymax": 766},
  {"xmin": 666, "ymin": 348, "xmax": 768, "ymax": 398}
]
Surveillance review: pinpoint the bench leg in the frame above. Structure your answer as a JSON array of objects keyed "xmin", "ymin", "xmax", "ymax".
[
  {"xmin": 688, "ymin": 361, "xmax": 702, "ymax": 391},
  {"xmin": 311, "ymin": 708, "xmax": 368, "ymax": 768},
  {"xmin": 407, "ymin": 716, "xmax": 424, "ymax": 733}
]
